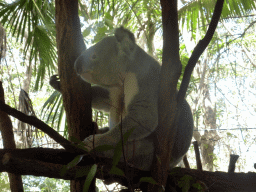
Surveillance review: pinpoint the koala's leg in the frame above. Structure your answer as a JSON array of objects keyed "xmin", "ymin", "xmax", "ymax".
[
  {"xmin": 125, "ymin": 137, "xmax": 154, "ymax": 171},
  {"xmin": 93, "ymin": 134, "xmax": 154, "ymax": 171},
  {"xmin": 170, "ymin": 100, "xmax": 194, "ymax": 168}
]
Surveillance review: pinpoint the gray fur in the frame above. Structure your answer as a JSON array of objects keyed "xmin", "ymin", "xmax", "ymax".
[{"xmin": 74, "ymin": 27, "xmax": 194, "ymax": 171}]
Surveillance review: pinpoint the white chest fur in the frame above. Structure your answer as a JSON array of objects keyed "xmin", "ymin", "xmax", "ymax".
[
  {"xmin": 108, "ymin": 72, "xmax": 139, "ymax": 129},
  {"xmin": 124, "ymin": 72, "xmax": 139, "ymax": 110}
]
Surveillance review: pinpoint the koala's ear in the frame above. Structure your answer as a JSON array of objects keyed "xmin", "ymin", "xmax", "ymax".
[
  {"xmin": 115, "ymin": 27, "xmax": 136, "ymax": 57},
  {"xmin": 115, "ymin": 27, "xmax": 135, "ymax": 43}
]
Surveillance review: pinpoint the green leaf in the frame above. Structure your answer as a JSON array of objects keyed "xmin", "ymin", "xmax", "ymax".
[
  {"xmin": 83, "ymin": 27, "xmax": 91, "ymax": 37},
  {"xmin": 83, "ymin": 164, "xmax": 97, "ymax": 192},
  {"xmin": 93, "ymin": 144, "xmax": 114, "ymax": 152},
  {"xmin": 60, "ymin": 155, "xmax": 85, "ymax": 176},
  {"xmin": 178, "ymin": 175, "xmax": 193, "ymax": 192},
  {"xmin": 69, "ymin": 137, "xmax": 89, "ymax": 151},
  {"xmin": 70, "ymin": 136, "xmax": 83, "ymax": 143},
  {"xmin": 139, "ymin": 177, "xmax": 157, "ymax": 184},
  {"xmin": 179, "ymin": 0, "xmax": 256, "ymax": 33},
  {"xmin": 109, "ymin": 166, "xmax": 125, "ymax": 176},
  {"xmin": 192, "ymin": 182, "xmax": 204, "ymax": 191},
  {"xmin": 0, "ymin": 0, "xmax": 56, "ymax": 91},
  {"xmin": 75, "ymin": 166, "xmax": 91, "ymax": 178},
  {"xmin": 60, "ymin": 165, "xmax": 68, "ymax": 177},
  {"xmin": 112, "ymin": 128, "xmax": 135, "ymax": 166},
  {"xmin": 66, "ymin": 155, "xmax": 84, "ymax": 169}
]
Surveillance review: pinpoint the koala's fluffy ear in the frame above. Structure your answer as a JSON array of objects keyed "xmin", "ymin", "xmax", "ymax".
[
  {"xmin": 115, "ymin": 27, "xmax": 135, "ymax": 43},
  {"xmin": 115, "ymin": 27, "xmax": 136, "ymax": 57}
]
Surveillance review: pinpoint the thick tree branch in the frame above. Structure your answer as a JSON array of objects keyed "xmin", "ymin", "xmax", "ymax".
[
  {"xmin": 0, "ymin": 148, "xmax": 146, "ymax": 187},
  {"xmin": 1, "ymin": 148, "xmax": 256, "ymax": 191},
  {"xmin": 151, "ymin": 1, "xmax": 224, "ymax": 191},
  {"xmin": 151, "ymin": 0, "xmax": 181, "ymax": 191},
  {"xmin": 0, "ymin": 101, "xmax": 84, "ymax": 153},
  {"xmin": 0, "ymin": 82, "xmax": 24, "ymax": 191},
  {"xmin": 55, "ymin": 0, "xmax": 94, "ymax": 189},
  {"xmin": 170, "ymin": 167, "xmax": 256, "ymax": 192}
]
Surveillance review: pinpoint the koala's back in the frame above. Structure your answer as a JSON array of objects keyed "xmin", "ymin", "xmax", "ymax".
[
  {"xmin": 127, "ymin": 46, "xmax": 160, "ymax": 103},
  {"xmin": 129, "ymin": 46, "xmax": 193, "ymax": 169}
]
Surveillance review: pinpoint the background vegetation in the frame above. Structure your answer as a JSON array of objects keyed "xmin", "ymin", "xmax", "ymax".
[{"xmin": 0, "ymin": 0, "xmax": 255, "ymax": 191}]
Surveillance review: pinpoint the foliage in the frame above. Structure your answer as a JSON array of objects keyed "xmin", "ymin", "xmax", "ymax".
[
  {"xmin": 40, "ymin": 90, "xmax": 66, "ymax": 135},
  {"xmin": 0, "ymin": 173, "xmax": 10, "ymax": 191},
  {"xmin": 179, "ymin": 0, "xmax": 256, "ymax": 35},
  {"xmin": 184, "ymin": 12, "xmax": 256, "ymax": 173},
  {"xmin": 83, "ymin": 164, "xmax": 97, "ymax": 192},
  {"xmin": 0, "ymin": 0, "xmax": 255, "ymax": 90},
  {"xmin": 22, "ymin": 175, "xmax": 70, "ymax": 192},
  {"xmin": 0, "ymin": 0, "xmax": 57, "ymax": 90},
  {"xmin": 1, "ymin": 0, "xmax": 256, "ymax": 190},
  {"xmin": 178, "ymin": 174, "xmax": 193, "ymax": 192}
]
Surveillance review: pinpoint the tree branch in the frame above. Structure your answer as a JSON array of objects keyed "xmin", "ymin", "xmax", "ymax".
[
  {"xmin": 0, "ymin": 148, "xmax": 146, "ymax": 187},
  {"xmin": 1, "ymin": 148, "xmax": 256, "ymax": 191},
  {"xmin": 177, "ymin": 0, "xmax": 224, "ymax": 104},
  {"xmin": 0, "ymin": 82, "xmax": 24, "ymax": 190},
  {"xmin": 150, "ymin": 0, "xmax": 181, "ymax": 191},
  {"xmin": 151, "ymin": 1, "xmax": 224, "ymax": 191},
  {"xmin": 0, "ymin": 101, "xmax": 84, "ymax": 153}
]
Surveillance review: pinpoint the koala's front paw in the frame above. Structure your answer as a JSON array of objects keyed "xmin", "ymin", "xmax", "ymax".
[
  {"xmin": 83, "ymin": 134, "xmax": 99, "ymax": 151},
  {"xmin": 97, "ymin": 127, "xmax": 109, "ymax": 134},
  {"xmin": 49, "ymin": 75, "xmax": 61, "ymax": 92}
]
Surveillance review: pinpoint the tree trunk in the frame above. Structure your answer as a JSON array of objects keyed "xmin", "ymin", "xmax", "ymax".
[
  {"xmin": 0, "ymin": 82, "xmax": 24, "ymax": 191},
  {"xmin": 149, "ymin": 1, "xmax": 181, "ymax": 191},
  {"xmin": 17, "ymin": 64, "xmax": 33, "ymax": 148},
  {"xmin": 150, "ymin": 0, "xmax": 224, "ymax": 190},
  {"xmin": 55, "ymin": 1, "xmax": 95, "ymax": 191}
]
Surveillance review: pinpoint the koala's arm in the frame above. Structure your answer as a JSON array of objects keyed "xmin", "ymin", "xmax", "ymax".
[
  {"xmin": 49, "ymin": 76, "xmax": 110, "ymax": 112},
  {"xmin": 91, "ymin": 86, "xmax": 111, "ymax": 112}
]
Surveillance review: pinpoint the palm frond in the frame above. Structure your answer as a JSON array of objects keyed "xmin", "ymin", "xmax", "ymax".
[
  {"xmin": 41, "ymin": 90, "xmax": 65, "ymax": 132},
  {"xmin": 0, "ymin": 0, "xmax": 56, "ymax": 90},
  {"xmin": 179, "ymin": 0, "xmax": 256, "ymax": 33}
]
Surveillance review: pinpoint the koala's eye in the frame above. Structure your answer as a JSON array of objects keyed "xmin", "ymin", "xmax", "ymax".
[{"xmin": 91, "ymin": 53, "xmax": 97, "ymax": 60}]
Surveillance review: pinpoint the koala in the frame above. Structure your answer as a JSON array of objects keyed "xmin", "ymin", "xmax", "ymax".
[{"xmin": 74, "ymin": 27, "xmax": 194, "ymax": 171}]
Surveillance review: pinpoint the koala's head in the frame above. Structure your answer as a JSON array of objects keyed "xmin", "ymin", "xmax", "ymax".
[{"xmin": 74, "ymin": 27, "xmax": 136, "ymax": 88}]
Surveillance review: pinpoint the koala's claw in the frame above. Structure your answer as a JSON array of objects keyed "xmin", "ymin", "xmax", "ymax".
[
  {"xmin": 84, "ymin": 135, "xmax": 94, "ymax": 142},
  {"xmin": 83, "ymin": 135, "xmax": 98, "ymax": 151},
  {"xmin": 49, "ymin": 74, "xmax": 61, "ymax": 92}
]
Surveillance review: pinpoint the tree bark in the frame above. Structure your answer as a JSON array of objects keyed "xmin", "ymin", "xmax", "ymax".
[
  {"xmin": 0, "ymin": 82, "xmax": 24, "ymax": 192},
  {"xmin": 17, "ymin": 64, "xmax": 33, "ymax": 148},
  {"xmin": 55, "ymin": 0, "xmax": 95, "ymax": 191},
  {"xmin": 150, "ymin": 0, "xmax": 224, "ymax": 190},
  {"xmin": 149, "ymin": 0, "xmax": 181, "ymax": 191},
  {"xmin": 1, "ymin": 148, "xmax": 256, "ymax": 192}
]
